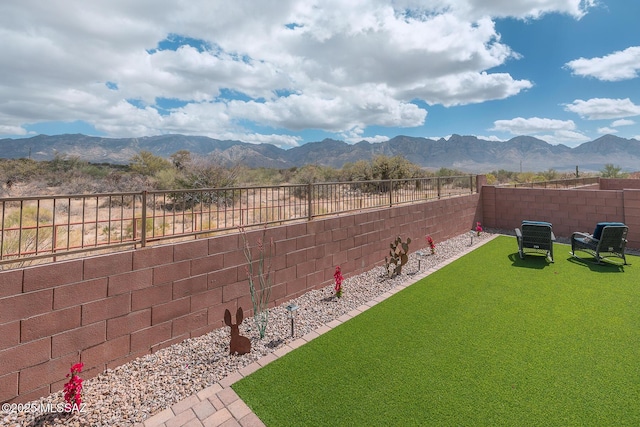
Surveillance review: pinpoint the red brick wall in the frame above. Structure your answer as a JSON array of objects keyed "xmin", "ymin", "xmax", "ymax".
[
  {"xmin": 0, "ymin": 194, "xmax": 480, "ymax": 403},
  {"xmin": 622, "ymin": 189, "xmax": 640, "ymax": 247},
  {"xmin": 600, "ymin": 178, "xmax": 640, "ymax": 190},
  {"xmin": 482, "ymin": 185, "xmax": 639, "ymax": 248}
]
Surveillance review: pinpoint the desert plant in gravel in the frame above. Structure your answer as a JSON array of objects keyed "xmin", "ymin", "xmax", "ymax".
[
  {"xmin": 476, "ymin": 221, "xmax": 483, "ymax": 236},
  {"xmin": 334, "ymin": 266, "xmax": 344, "ymax": 298},
  {"xmin": 385, "ymin": 236, "xmax": 411, "ymax": 278},
  {"xmin": 63, "ymin": 362, "xmax": 84, "ymax": 412},
  {"xmin": 426, "ymin": 235, "xmax": 436, "ymax": 254},
  {"xmin": 240, "ymin": 225, "xmax": 274, "ymax": 339}
]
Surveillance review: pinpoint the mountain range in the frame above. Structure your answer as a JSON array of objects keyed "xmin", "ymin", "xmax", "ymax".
[{"xmin": 1, "ymin": 133, "xmax": 639, "ymax": 172}]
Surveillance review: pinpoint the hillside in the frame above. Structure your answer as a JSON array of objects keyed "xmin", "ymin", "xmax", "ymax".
[{"xmin": 1, "ymin": 133, "xmax": 639, "ymax": 172}]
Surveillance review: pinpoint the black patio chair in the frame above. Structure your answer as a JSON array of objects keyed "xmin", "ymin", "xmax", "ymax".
[
  {"xmin": 515, "ymin": 220, "xmax": 555, "ymax": 263},
  {"xmin": 516, "ymin": 221, "xmax": 556, "ymax": 262},
  {"xmin": 571, "ymin": 222, "xmax": 628, "ymax": 265}
]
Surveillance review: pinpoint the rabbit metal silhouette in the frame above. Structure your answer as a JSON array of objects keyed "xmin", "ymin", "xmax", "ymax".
[{"xmin": 224, "ymin": 307, "xmax": 251, "ymax": 355}]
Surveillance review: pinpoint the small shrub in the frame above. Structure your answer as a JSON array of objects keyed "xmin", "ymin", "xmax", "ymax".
[
  {"xmin": 240, "ymin": 226, "xmax": 274, "ymax": 339},
  {"xmin": 334, "ymin": 266, "xmax": 344, "ymax": 298},
  {"xmin": 125, "ymin": 216, "xmax": 167, "ymax": 238},
  {"xmin": 426, "ymin": 235, "xmax": 436, "ymax": 254},
  {"xmin": 63, "ymin": 362, "xmax": 84, "ymax": 410}
]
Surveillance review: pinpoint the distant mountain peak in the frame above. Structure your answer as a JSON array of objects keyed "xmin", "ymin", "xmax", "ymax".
[{"xmin": 0, "ymin": 133, "xmax": 639, "ymax": 172}]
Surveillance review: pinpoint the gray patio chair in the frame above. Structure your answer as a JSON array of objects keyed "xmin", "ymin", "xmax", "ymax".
[
  {"xmin": 515, "ymin": 220, "xmax": 555, "ymax": 262},
  {"xmin": 571, "ymin": 222, "xmax": 628, "ymax": 265}
]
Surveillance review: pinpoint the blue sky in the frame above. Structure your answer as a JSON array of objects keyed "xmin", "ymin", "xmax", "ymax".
[{"xmin": 1, "ymin": 0, "xmax": 639, "ymax": 148}]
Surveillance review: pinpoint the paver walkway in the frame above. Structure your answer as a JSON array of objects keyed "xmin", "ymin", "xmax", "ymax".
[{"xmin": 136, "ymin": 235, "xmax": 496, "ymax": 427}]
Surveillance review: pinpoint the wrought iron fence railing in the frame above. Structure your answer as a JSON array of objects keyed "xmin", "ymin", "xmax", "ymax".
[
  {"xmin": 0, "ymin": 176, "xmax": 476, "ymax": 268},
  {"xmin": 507, "ymin": 177, "xmax": 599, "ymax": 188}
]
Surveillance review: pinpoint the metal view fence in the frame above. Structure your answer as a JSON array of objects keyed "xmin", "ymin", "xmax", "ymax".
[
  {"xmin": 510, "ymin": 177, "xmax": 599, "ymax": 188},
  {"xmin": 0, "ymin": 176, "xmax": 475, "ymax": 268}
]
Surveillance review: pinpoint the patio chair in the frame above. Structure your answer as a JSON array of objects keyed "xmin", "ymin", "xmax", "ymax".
[
  {"xmin": 515, "ymin": 220, "xmax": 555, "ymax": 262},
  {"xmin": 571, "ymin": 222, "xmax": 628, "ymax": 265}
]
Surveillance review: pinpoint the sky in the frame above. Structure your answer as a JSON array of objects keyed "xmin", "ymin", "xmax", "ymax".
[{"xmin": 1, "ymin": 0, "xmax": 639, "ymax": 149}]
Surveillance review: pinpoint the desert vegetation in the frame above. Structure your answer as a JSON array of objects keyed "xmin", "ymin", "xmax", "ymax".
[{"xmin": 0, "ymin": 150, "xmax": 607, "ymax": 198}]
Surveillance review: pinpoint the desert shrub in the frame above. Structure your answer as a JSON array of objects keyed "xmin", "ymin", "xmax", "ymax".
[
  {"xmin": 540, "ymin": 168, "xmax": 559, "ymax": 181},
  {"xmin": 601, "ymin": 164, "xmax": 628, "ymax": 178},
  {"xmin": 48, "ymin": 153, "xmax": 84, "ymax": 173},
  {"xmin": 78, "ymin": 163, "xmax": 111, "ymax": 179},
  {"xmin": 372, "ymin": 155, "xmax": 423, "ymax": 180},
  {"xmin": 98, "ymin": 193, "xmax": 136, "ymax": 209},
  {"xmin": 91, "ymin": 173, "xmax": 154, "ymax": 194},
  {"xmin": 176, "ymin": 156, "xmax": 238, "ymax": 189},
  {"xmin": 490, "ymin": 169, "xmax": 519, "ymax": 184},
  {"xmin": 124, "ymin": 216, "xmax": 168, "ymax": 239},
  {"xmin": 291, "ymin": 165, "xmax": 338, "ymax": 198},
  {"xmin": 153, "ymin": 168, "xmax": 180, "ymax": 190},
  {"xmin": 340, "ymin": 160, "xmax": 372, "ymax": 182},
  {"xmin": 240, "ymin": 167, "xmax": 286, "ymax": 185},
  {"xmin": 170, "ymin": 150, "xmax": 192, "ymax": 171},
  {"xmin": 62, "ymin": 175, "xmax": 99, "ymax": 194},
  {"xmin": 516, "ymin": 172, "xmax": 538, "ymax": 184},
  {"xmin": 0, "ymin": 158, "xmax": 42, "ymax": 185},
  {"xmin": 129, "ymin": 151, "xmax": 173, "ymax": 176},
  {"xmin": 435, "ymin": 167, "xmax": 466, "ymax": 177},
  {"xmin": 171, "ymin": 156, "xmax": 240, "ymax": 208},
  {"xmin": 341, "ymin": 155, "xmax": 425, "ymax": 194}
]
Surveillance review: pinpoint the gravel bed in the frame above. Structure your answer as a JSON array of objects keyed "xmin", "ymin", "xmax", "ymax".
[{"xmin": 2, "ymin": 231, "xmax": 494, "ymax": 427}]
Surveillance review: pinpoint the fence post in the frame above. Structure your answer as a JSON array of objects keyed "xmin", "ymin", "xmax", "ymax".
[
  {"xmin": 389, "ymin": 180, "xmax": 393, "ymax": 207},
  {"xmin": 240, "ymin": 190, "xmax": 244, "ymax": 226},
  {"xmin": 141, "ymin": 191, "xmax": 147, "ymax": 248},
  {"xmin": 308, "ymin": 183, "xmax": 313, "ymax": 220},
  {"xmin": 469, "ymin": 175, "xmax": 473, "ymax": 194},
  {"xmin": 51, "ymin": 200, "xmax": 57, "ymax": 261},
  {"xmin": 437, "ymin": 177, "xmax": 441, "ymax": 199}
]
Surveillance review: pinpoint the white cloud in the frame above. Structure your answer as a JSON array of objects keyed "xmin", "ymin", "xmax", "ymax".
[
  {"xmin": 226, "ymin": 87, "xmax": 428, "ymax": 131},
  {"xmin": 565, "ymin": 46, "xmax": 640, "ymax": 81},
  {"xmin": 490, "ymin": 117, "xmax": 589, "ymax": 146},
  {"xmin": 537, "ymin": 130, "xmax": 590, "ymax": 146},
  {"xmin": 340, "ymin": 127, "xmax": 390, "ymax": 144},
  {"xmin": 0, "ymin": 125, "xmax": 28, "ymax": 135},
  {"xmin": 394, "ymin": 0, "xmax": 596, "ymax": 20},
  {"xmin": 564, "ymin": 98, "xmax": 640, "ymax": 120},
  {"xmin": 361, "ymin": 135, "xmax": 392, "ymax": 143},
  {"xmin": 597, "ymin": 127, "xmax": 618, "ymax": 134},
  {"xmin": 491, "ymin": 117, "xmax": 577, "ymax": 134},
  {"xmin": 474, "ymin": 134, "xmax": 505, "ymax": 141},
  {"xmin": 612, "ymin": 119, "xmax": 635, "ymax": 127},
  {"xmin": 221, "ymin": 133, "xmax": 303, "ymax": 148},
  {"xmin": 0, "ymin": 0, "xmax": 594, "ymax": 140},
  {"xmin": 403, "ymin": 72, "xmax": 532, "ymax": 107}
]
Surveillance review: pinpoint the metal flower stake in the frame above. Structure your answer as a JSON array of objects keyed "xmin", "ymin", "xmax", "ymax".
[{"xmin": 240, "ymin": 226, "xmax": 274, "ymax": 339}]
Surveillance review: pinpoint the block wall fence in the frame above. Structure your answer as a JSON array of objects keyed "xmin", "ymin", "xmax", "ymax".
[
  {"xmin": 0, "ymin": 191, "xmax": 481, "ymax": 403},
  {"xmin": 481, "ymin": 179, "xmax": 640, "ymax": 249}
]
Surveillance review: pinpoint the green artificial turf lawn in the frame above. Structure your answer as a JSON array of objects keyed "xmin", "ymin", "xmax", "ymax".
[{"xmin": 233, "ymin": 236, "xmax": 640, "ymax": 426}]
